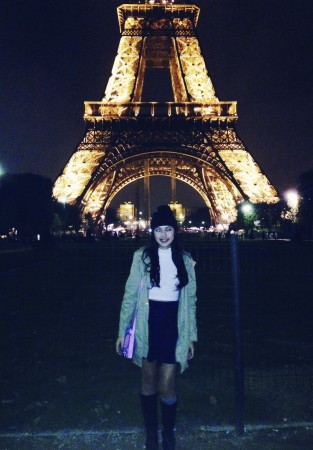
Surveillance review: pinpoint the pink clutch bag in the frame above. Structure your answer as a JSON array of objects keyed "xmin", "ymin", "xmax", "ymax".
[
  {"xmin": 121, "ymin": 278, "xmax": 143, "ymax": 359},
  {"xmin": 121, "ymin": 307, "xmax": 138, "ymax": 359}
]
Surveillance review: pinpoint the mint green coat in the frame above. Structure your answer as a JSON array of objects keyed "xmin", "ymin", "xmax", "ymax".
[{"xmin": 118, "ymin": 247, "xmax": 198, "ymax": 373}]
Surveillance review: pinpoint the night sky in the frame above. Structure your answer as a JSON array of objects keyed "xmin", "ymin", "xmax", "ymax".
[{"xmin": 1, "ymin": 0, "xmax": 313, "ymax": 209}]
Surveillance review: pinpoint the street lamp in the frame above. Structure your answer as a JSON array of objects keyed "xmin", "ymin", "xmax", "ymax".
[
  {"xmin": 240, "ymin": 201, "xmax": 255, "ymax": 238},
  {"xmin": 241, "ymin": 202, "xmax": 253, "ymax": 214},
  {"xmin": 0, "ymin": 163, "xmax": 5, "ymax": 177},
  {"xmin": 285, "ymin": 190, "xmax": 299, "ymax": 209},
  {"xmin": 284, "ymin": 189, "xmax": 300, "ymax": 225},
  {"xmin": 58, "ymin": 196, "xmax": 67, "ymax": 210}
]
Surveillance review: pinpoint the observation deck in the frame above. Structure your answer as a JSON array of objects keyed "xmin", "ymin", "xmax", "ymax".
[
  {"xmin": 117, "ymin": 3, "xmax": 200, "ymax": 32},
  {"xmin": 84, "ymin": 101, "xmax": 237, "ymax": 121}
]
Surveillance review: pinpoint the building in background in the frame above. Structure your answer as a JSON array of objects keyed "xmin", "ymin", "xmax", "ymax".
[
  {"xmin": 118, "ymin": 202, "xmax": 135, "ymax": 222},
  {"xmin": 169, "ymin": 202, "xmax": 185, "ymax": 225}
]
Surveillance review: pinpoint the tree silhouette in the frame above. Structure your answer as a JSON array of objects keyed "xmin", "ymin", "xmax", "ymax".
[
  {"xmin": 0, "ymin": 173, "xmax": 53, "ymax": 241},
  {"xmin": 297, "ymin": 170, "xmax": 313, "ymax": 239}
]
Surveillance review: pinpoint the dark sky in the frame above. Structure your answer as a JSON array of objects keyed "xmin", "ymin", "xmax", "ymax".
[{"xmin": 1, "ymin": 0, "xmax": 313, "ymax": 209}]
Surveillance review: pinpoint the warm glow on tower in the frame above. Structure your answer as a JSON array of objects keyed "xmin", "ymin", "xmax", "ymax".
[{"xmin": 53, "ymin": 1, "xmax": 278, "ymax": 225}]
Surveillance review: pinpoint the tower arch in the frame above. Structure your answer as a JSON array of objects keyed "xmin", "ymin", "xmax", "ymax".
[{"xmin": 80, "ymin": 151, "xmax": 234, "ymax": 223}]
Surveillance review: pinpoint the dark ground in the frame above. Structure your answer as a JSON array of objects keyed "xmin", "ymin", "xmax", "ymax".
[
  {"xmin": 0, "ymin": 428, "xmax": 313, "ymax": 450},
  {"xmin": 1, "ymin": 426, "xmax": 313, "ymax": 449},
  {"xmin": 1, "ymin": 238, "xmax": 313, "ymax": 449}
]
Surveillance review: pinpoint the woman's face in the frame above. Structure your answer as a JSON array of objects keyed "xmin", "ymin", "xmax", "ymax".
[{"xmin": 154, "ymin": 225, "xmax": 175, "ymax": 249}]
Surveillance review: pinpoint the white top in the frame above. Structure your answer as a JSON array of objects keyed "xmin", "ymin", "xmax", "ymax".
[{"xmin": 148, "ymin": 248, "xmax": 180, "ymax": 301}]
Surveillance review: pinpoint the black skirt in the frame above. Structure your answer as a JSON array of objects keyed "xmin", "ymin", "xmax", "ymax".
[{"xmin": 147, "ymin": 300, "xmax": 179, "ymax": 365}]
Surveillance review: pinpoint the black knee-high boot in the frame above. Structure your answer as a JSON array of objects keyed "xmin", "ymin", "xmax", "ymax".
[
  {"xmin": 160, "ymin": 399, "xmax": 177, "ymax": 450},
  {"xmin": 140, "ymin": 394, "xmax": 159, "ymax": 450}
]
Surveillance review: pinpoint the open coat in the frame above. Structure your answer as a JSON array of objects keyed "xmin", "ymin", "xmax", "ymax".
[{"xmin": 118, "ymin": 247, "xmax": 197, "ymax": 373}]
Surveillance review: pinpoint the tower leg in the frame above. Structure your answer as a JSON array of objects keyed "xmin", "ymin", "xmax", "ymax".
[
  {"xmin": 171, "ymin": 161, "xmax": 176, "ymax": 204},
  {"xmin": 144, "ymin": 160, "xmax": 151, "ymax": 226}
]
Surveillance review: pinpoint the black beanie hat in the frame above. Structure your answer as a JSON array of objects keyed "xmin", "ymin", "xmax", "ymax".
[{"xmin": 151, "ymin": 205, "xmax": 178, "ymax": 230}]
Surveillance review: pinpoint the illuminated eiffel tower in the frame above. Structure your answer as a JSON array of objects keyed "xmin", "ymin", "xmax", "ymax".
[{"xmin": 53, "ymin": 0, "xmax": 278, "ymax": 226}]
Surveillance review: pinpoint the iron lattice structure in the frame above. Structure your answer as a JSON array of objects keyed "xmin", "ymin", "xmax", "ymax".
[{"xmin": 53, "ymin": 0, "xmax": 279, "ymax": 225}]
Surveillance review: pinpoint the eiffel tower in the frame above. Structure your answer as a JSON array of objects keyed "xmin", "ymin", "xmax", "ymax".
[{"xmin": 53, "ymin": 0, "xmax": 278, "ymax": 226}]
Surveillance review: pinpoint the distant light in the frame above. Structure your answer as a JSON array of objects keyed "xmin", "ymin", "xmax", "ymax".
[
  {"xmin": 0, "ymin": 163, "xmax": 5, "ymax": 176},
  {"xmin": 241, "ymin": 202, "xmax": 253, "ymax": 214},
  {"xmin": 147, "ymin": 0, "xmax": 175, "ymax": 3},
  {"xmin": 58, "ymin": 197, "xmax": 67, "ymax": 210},
  {"xmin": 285, "ymin": 190, "xmax": 299, "ymax": 208}
]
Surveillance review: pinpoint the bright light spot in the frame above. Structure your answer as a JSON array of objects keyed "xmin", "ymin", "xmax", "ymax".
[
  {"xmin": 285, "ymin": 190, "xmax": 299, "ymax": 208},
  {"xmin": 241, "ymin": 203, "xmax": 253, "ymax": 214},
  {"xmin": 0, "ymin": 163, "xmax": 5, "ymax": 177}
]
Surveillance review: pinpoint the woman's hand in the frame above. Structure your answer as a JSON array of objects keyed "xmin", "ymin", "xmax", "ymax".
[
  {"xmin": 188, "ymin": 342, "xmax": 195, "ymax": 360},
  {"xmin": 115, "ymin": 337, "xmax": 123, "ymax": 355}
]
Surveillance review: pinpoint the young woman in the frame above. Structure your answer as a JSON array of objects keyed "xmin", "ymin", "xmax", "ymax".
[{"xmin": 116, "ymin": 205, "xmax": 197, "ymax": 450}]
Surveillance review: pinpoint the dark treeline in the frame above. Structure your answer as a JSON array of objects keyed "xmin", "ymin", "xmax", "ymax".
[{"xmin": 0, "ymin": 173, "xmax": 53, "ymax": 241}]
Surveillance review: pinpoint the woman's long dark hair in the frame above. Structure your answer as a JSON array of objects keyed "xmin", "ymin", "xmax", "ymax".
[{"xmin": 142, "ymin": 232, "xmax": 188, "ymax": 289}]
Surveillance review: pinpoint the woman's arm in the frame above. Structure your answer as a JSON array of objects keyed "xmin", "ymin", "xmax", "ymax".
[
  {"xmin": 186, "ymin": 257, "xmax": 198, "ymax": 343},
  {"xmin": 117, "ymin": 249, "xmax": 143, "ymax": 340}
]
